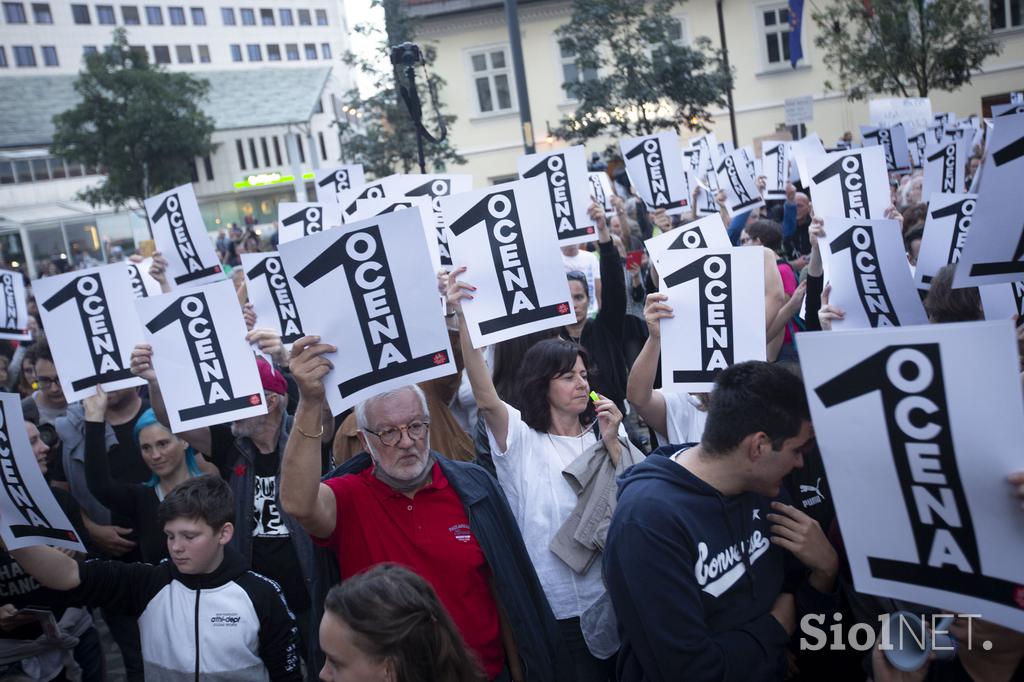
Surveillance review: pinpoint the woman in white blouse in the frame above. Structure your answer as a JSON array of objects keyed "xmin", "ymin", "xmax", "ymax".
[{"xmin": 447, "ymin": 265, "xmax": 623, "ymax": 682}]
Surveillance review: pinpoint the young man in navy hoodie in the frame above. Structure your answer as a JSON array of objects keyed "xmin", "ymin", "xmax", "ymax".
[{"xmin": 604, "ymin": 361, "xmax": 838, "ymax": 682}]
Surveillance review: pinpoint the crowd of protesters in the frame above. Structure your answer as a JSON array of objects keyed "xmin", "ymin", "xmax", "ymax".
[{"xmin": 0, "ymin": 124, "xmax": 1022, "ymax": 682}]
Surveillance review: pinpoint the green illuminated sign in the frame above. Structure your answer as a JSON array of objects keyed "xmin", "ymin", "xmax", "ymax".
[{"xmin": 234, "ymin": 171, "xmax": 315, "ymax": 189}]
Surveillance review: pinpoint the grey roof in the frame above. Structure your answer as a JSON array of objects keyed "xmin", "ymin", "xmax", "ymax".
[{"xmin": 0, "ymin": 66, "xmax": 332, "ymax": 149}]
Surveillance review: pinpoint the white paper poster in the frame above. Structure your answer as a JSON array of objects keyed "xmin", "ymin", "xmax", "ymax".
[
  {"xmin": 135, "ymin": 280, "xmax": 267, "ymax": 432},
  {"xmin": 439, "ymin": 177, "xmax": 576, "ymax": 347},
  {"xmin": 144, "ymin": 183, "xmax": 224, "ymax": 288},
  {"xmin": 620, "ymin": 132, "xmax": 690, "ymax": 215},
  {"xmin": 993, "ymin": 103, "xmax": 1024, "ymax": 118},
  {"xmin": 34, "ymin": 265, "xmax": 147, "ymax": 402},
  {"xmin": 762, "ymin": 140, "xmax": 791, "ymax": 200},
  {"xmin": 798, "ymin": 321, "xmax": 1024, "ymax": 633},
  {"xmin": 954, "ymin": 112, "xmax": 1024, "ymax": 288},
  {"xmin": 807, "ymin": 146, "xmax": 890, "ymax": 220},
  {"xmin": 126, "ymin": 259, "xmax": 163, "ymax": 298},
  {"xmin": 280, "ymin": 211, "xmax": 457, "ymax": 415},
  {"xmin": 589, "ymin": 172, "xmax": 615, "ymax": 213},
  {"xmin": 0, "ymin": 393, "xmax": 86, "ymax": 552},
  {"xmin": 716, "ymin": 149, "xmax": 764, "ymax": 215},
  {"xmin": 313, "ymin": 164, "xmax": 365, "ymax": 204},
  {"xmin": 823, "ymin": 218, "xmax": 927, "ymax": 329},
  {"xmin": 0, "ymin": 270, "xmax": 30, "ymax": 341},
  {"xmin": 869, "ymin": 97, "xmax": 933, "ymax": 135},
  {"xmin": 688, "ymin": 133, "xmax": 718, "ymax": 171},
  {"xmin": 658, "ymin": 247, "xmax": 766, "ymax": 393},
  {"xmin": 980, "ymin": 282, "xmax": 1024, "ymax": 320},
  {"xmin": 914, "ymin": 193, "xmax": 977, "ymax": 290},
  {"xmin": 922, "ymin": 139, "xmax": 969, "ymax": 202},
  {"xmin": 517, "ymin": 145, "xmax": 596, "ymax": 246},
  {"xmin": 241, "ymin": 252, "xmax": 305, "ymax": 347},
  {"xmin": 339, "ymin": 177, "xmax": 394, "ymax": 219},
  {"xmin": 645, "ymin": 214, "xmax": 731, "ymax": 266},
  {"xmin": 384, "ymin": 174, "xmax": 473, "ymax": 267},
  {"xmin": 348, "ymin": 198, "xmax": 441, "ymax": 273},
  {"xmin": 277, "ymin": 202, "xmax": 344, "ymax": 245},
  {"xmin": 790, "ymin": 132, "xmax": 826, "ymax": 186},
  {"xmin": 908, "ymin": 131, "xmax": 928, "ymax": 169},
  {"xmin": 861, "ymin": 123, "xmax": 912, "ymax": 174}
]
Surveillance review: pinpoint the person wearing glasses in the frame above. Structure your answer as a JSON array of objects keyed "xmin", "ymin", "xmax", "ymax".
[
  {"xmin": 21, "ymin": 339, "xmax": 68, "ymax": 425},
  {"xmin": 280, "ymin": 336, "xmax": 572, "ymax": 682}
]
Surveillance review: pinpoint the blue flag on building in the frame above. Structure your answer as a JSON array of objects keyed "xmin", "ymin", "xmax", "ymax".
[{"xmin": 788, "ymin": 0, "xmax": 804, "ymax": 68}]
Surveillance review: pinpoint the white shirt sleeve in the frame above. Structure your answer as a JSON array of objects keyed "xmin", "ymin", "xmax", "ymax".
[{"xmin": 485, "ymin": 402, "xmax": 530, "ymax": 503}]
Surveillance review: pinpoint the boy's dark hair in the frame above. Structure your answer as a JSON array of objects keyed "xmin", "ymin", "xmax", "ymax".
[
  {"xmin": 924, "ymin": 264, "xmax": 982, "ymax": 323},
  {"xmin": 24, "ymin": 338, "xmax": 53, "ymax": 366},
  {"xmin": 903, "ymin": 225, "xmax": 924, "ymax": 252},
  {"xmin": 701, "ymin": 361, "xmax": 810, "ymax": 454},
  {"xmin": 157, "ymin": 475, "xmax": 234, "ymax": 529},
  {"xmin": 745, "ymin": 219, "xmax": 784, "ymax": 252},
  {"xmin": 514, "ymin": 338, "xmax": 596, "ymax": 432}
]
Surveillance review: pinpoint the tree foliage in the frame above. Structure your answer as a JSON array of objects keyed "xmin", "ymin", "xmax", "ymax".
[
  {"xmin": 554, "ymin": 0, "xmax": 732, "ymax": 144},
  {"xmin": 811, "ymin": 0, "xmax": 1001, "ymax": 100},
  {"xmin": 51, "ymin": 28, "xmax": 214, "ymax": 209},
  {"xmin": 336, "ymin": 0, "xmax": 463, "ymax": 177}
]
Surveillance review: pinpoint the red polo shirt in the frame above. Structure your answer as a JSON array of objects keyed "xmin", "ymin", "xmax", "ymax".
[{"xmin": 315, "ymin": 462, "xmax": 504, "ymax": 678}]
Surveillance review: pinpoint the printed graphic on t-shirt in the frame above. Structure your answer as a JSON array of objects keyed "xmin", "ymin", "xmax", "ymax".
[
  {"xmin": 694, "ymin": 522, "xmax": 771, "ymax": 598},
  {"xmin": 799, "ymin": 477, "xmax": 827, "ymax": 509},
  {"xmin": 253, "ymin": 476, "xmax": 289, "ymax": 537}
]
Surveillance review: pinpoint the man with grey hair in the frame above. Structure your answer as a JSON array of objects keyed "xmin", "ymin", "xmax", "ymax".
[{"xmin": 280, "ymin": 335, "xmax": 571, "ymax": 682}]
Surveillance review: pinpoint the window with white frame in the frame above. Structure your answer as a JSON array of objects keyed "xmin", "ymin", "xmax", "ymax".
[
  {"xmin": 558, "ymin": 41, "xmax": 598, "ymax": 101},
  {"xmin": 991, "ymin": 0, "xmax": 1023, "ymax": 30},
  {"xmin": 468, "ymin": 47, "xmax": 514, "ymax": 114},
  {"xmin": 759, "ymin": 5, "xmax": 793, "ymax": 67}
]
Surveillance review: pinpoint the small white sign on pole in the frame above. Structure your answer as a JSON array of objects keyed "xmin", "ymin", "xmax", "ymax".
[
  {"xmin": 313, "ymin": 164, "xmax": 365, "ymax": 204},
  {"xmin": 645, "ymin": 214, "xmax": 731, "ymax": 266},
  {"xmin": 807, "ymin": 146, "xmax": 890, "ymax": 220},
  {"xmin": 980, "ymin": 282, "xmax": 1024, "ymax": 320},
  {"xmin": 384, "ymin": 174, "xmax": 474, "ymax": 268},
  {"xmin": 715, "ymin": 148, "xmax": 765, "ymax": 215},
  {"xmin": 822, "ymin": 218, "xmax": 927, "ymax": 329},
  {"xmin": 518, "ymin": 145, "xmax": 597, "ymax": 246},
  {"xmin": 620, "ymin": 132, "xmax": 691, "ymax": 215},
  {"xmin": 658, "ymin": 247, "xmax": 766, "ymax": 393},
  {"xmin": 0, "ymin": 270, "xmax": 30, "ymax": 341},
  {"xmin": 34, "ymin": 264, "xmax": 147, "ymax": 402},
  {"xmin": 914, "ymin": 193, "xmax": 977, "ymax": 291},
  {"xmin": 280, "ymin": 211, "xmax": 457, "ymax": 416},
  {"xmin": 922, "ymin": 139, "xmax": 969, "ymax": 202},
  {"xmin": 241, "ymin": 252, "xmax": 305, "ymax": 347},
  {"xmin": 439, "ymin": 177, "xmax": 576, "ymax": 348},
  {"xmin": 144, "ymin": 183, "xmax": 224, "ymax": 289},
  {"xmin": 126, "ymin": 259, "xmax": 164, "ymax": 298},
  {"xmin": 784, "ymin": 96, "xmax": 814, "ymax": 126},
  {"xmin": 135, "ymin": 280, "xmax": 268, "ymax": 433},
  {"xmin": 0, "ymin": 393, "xmax": 87, "ymax": 552},
  {"xmin": 798, "ymin": 320, "xmax": 1024, "ymax": 634},
  {"xmin": 277, "ymin": 202, "xmax": 344, "ymax": 245}
]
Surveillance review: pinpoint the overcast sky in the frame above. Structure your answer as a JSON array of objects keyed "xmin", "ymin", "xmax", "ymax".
[{"xmin": 343, "ymin": 0, "xmax": 387, "ymax": 96}]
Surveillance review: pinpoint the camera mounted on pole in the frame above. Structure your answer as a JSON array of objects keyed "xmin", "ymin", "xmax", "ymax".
[{"xmin": 390, "ymin": 41, "xmax": 448, "ymax": 174}]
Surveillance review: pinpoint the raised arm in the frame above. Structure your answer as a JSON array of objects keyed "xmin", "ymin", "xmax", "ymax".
[
  {"xmin": 446, "ymin": 266, "xmax": 509, "ymax": 452},
  {"xmin": 130, "ymin": 343, "xmax": 212, "ymax": 454},
  {"xmin": 592, "ymin": 202, "xmax": 626, "ymax": 333},
  {"xmin": 279, "ymin": 335, "xmax": 338, "ymax": 540},
  {"xmin": 626, "ymin": 293, "xmax": 672, "ymax": 438},
  {"xmin": 83, "ymin": 388, "xmax": 140, "ymax": 520},
  {"xmin": 9, "ymin": 545, "xmax": 81, "ymax": 591}
]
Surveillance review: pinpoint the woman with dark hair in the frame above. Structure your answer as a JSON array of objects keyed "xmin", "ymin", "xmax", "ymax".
[
  {"xmin": 448, "ymin": 269, "xmax": 641, "ymax": 682},
  {"xmin": 318, "ymin": 563, "xmax": 486, "ymax": 682}
]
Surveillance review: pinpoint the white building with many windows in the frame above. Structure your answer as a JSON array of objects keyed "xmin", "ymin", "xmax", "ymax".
[
  {"xmin": 0, "ymin": 0, "xmax": 357, "ymax": 278},
  {"xmin": 405, "ymin": 0, "xmax": 1024, "ymax": 185}
]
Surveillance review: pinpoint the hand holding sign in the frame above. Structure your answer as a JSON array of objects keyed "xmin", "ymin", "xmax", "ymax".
[
  {"xmin": 144, "ymin": 184, "xmax": 223, "ymax": 288},
  {"xmin": 287, "ymin": 335, "xmax": 336, "ymax": 403}
]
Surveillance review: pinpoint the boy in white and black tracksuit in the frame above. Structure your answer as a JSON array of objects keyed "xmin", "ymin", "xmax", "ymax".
[{"xmin": 10, "ymin": 476, "xmax": 301, "ymax": 681}]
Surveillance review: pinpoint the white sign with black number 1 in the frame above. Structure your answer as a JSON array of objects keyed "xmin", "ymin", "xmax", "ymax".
[
  {"xmin": 0, "ymin": 270, "xmax": 30, "ymax": 341},
  {"xmin": 144, "ymin": 183, "xmax": 224, "ymax": 289}
]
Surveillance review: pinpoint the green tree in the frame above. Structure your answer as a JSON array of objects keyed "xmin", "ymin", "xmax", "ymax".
[
  {"xmin": 51, "ymin": 29, "xmax": 214, "ymax": 210},
  {"xmin": 335, "ymin": 0, "xmax": 463, "ymax": 177},
  {"xmin": 554, "ymin": 0, "xmax": 732, "ymax": 144},
  {"xmin": 811, "ymin": 0, "xmax": 1001, "ymax": 100}
]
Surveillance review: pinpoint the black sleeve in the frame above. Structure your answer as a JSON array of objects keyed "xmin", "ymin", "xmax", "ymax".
[
  {"xmin": 83, "ymin": 421, "xmax": 142, "ymax": 520},
  {"xmin": 803, "ymin": 274, "xmax": 824, "ymax": 332},
  {"xmin": 52, "ymin": 487, "xmax": 90, "ymax": 548},
  {"xmin": 206, "ymin": 424, "xmax": 239, "ymax": 478},
  {"xmin": 250, "ymin": 574, "xmax": 303, "ymax": 681},
  {"xmin": 63, "ymin": 558, "xmax": 163, "ymax": 617},
  {"xmin": 595, "ymin": 240, "xmax": 626, "ymax": 333}
]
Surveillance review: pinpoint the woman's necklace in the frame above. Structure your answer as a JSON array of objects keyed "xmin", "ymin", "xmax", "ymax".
[{"xmin": 547, "ymin": 421, "xmax": 588, "ymax": 459}]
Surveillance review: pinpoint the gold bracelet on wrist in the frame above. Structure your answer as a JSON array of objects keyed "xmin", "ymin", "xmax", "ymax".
[{"xmin": 294, "ymin": 422, "xmax": 324, "ymax": 439}]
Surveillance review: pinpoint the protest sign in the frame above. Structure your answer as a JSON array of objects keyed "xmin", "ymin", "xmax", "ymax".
[
  {"xmin": 798, "ymin": 321, "xmax": 1024, "ymax": 633},
  {"xmin": 688, "ymin": 132, "xmax": 719, "ymax": 170},
  {"xmin": 313, "ymin": 164, "xmax": 365, "ymax": 204},
  {"xmin": 384, "ymin": 174, "xmax": 473, "ymax": 267},
  {"xmin": 790, "ymin": 132, "xmax": 826, "ymax": 186},
  {"xmin": 993, "ymin": 102, "xmax": 1024, "ymax": 117},
  {"xmin": 126, "ymin": 259, "xmax": 163, "ymax": 298},
  {"xmin": 241, "ymin": 253, "xmax": 305, "ymax": 347},
  {"xmin": 658, "ymin": 247, "xmax": 766, "ymax": 393},
  {"xmin": 980, "ymin": 282, "xmax": 1024, "ymax": 320},
  {"xmin": 807, "ymin": 146, "xmax": 890, "ymax": 220},
  {"xmin": 681, "ymin": 146, "xmax": 705, "ymax": 177},
  {"xmin": 518, "ymin": 146, "xmax": 597, "ymax": 245},
  {"xmin": 588, "ymin": 171, "xmax": 615, "ymax": 212},
  {"xmin": 339, "ymin": 177, "xmax": 393, "ymax": 219},
  {"xmin": 348, "ymin": 198, "xmax": 441, "ymax": 272},
  {"xmin": 620, "ymin": 132, "xmax": 690, "ymax": 215},
  {"xmin": 0, "ymin": 270, "xmax": 30, "ymax": 341},
  {"xmin": 762, "ymin": 140, "xmax": 791, "ymax": 200},
  {"xmin": 914, "ymin": 193, "xmax": 977, "ymax": 290},
  {"xmin": 280, "ymin": 211, "xmax": 456, "ymax": 415},
  {"xmin": 35, "ymin": 264, "xmax": 146, "ymax": 402},
  {"xmin": 822, "ymin": 218, "xmax": 927, "ymax": 329},
  {"xmin": 907, "ymin": 131, "xmax": 928, "ymax": 168},
  {"xmin": 716, "ymin": 148, "xmax": 764, "ymax": 214},
  {"xmin": 869, "ymin": 97, "xmax": 933, "ymax": 135},
  {"xmin": 0, "ymin": 393, "xmax": 86, "ymax": 552},
  {"xmin": 861, "ymin": 123, "xmax": 912, "ymax": 174},
  {"xmin": 922, "ymin": 139, "xmax": 969, "ymax": 202},
  {"xmin": 135, "ymin": 280, "xmax": 267, "ymax": 432},
  {"xmin": 277, "ymin": 202, "xmax": 344, "ymax": 245},
  {"xmin": 645, "ymin": 214, "xmax": 731, "ymax": 267},
  {"xmin": 954, "ymin": 112, "xmax": 1024, "ymax": 288},
  {"xmin": 144, "ymin": 184, "xmax": 223, "ymax": 288},
  {"xmin": 439, "ymin": 177, "xmax": 575, "ymax": 347},
  {"xmin": 784, "ymin": 96, "xmax": 813, "ymax": 126}
]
